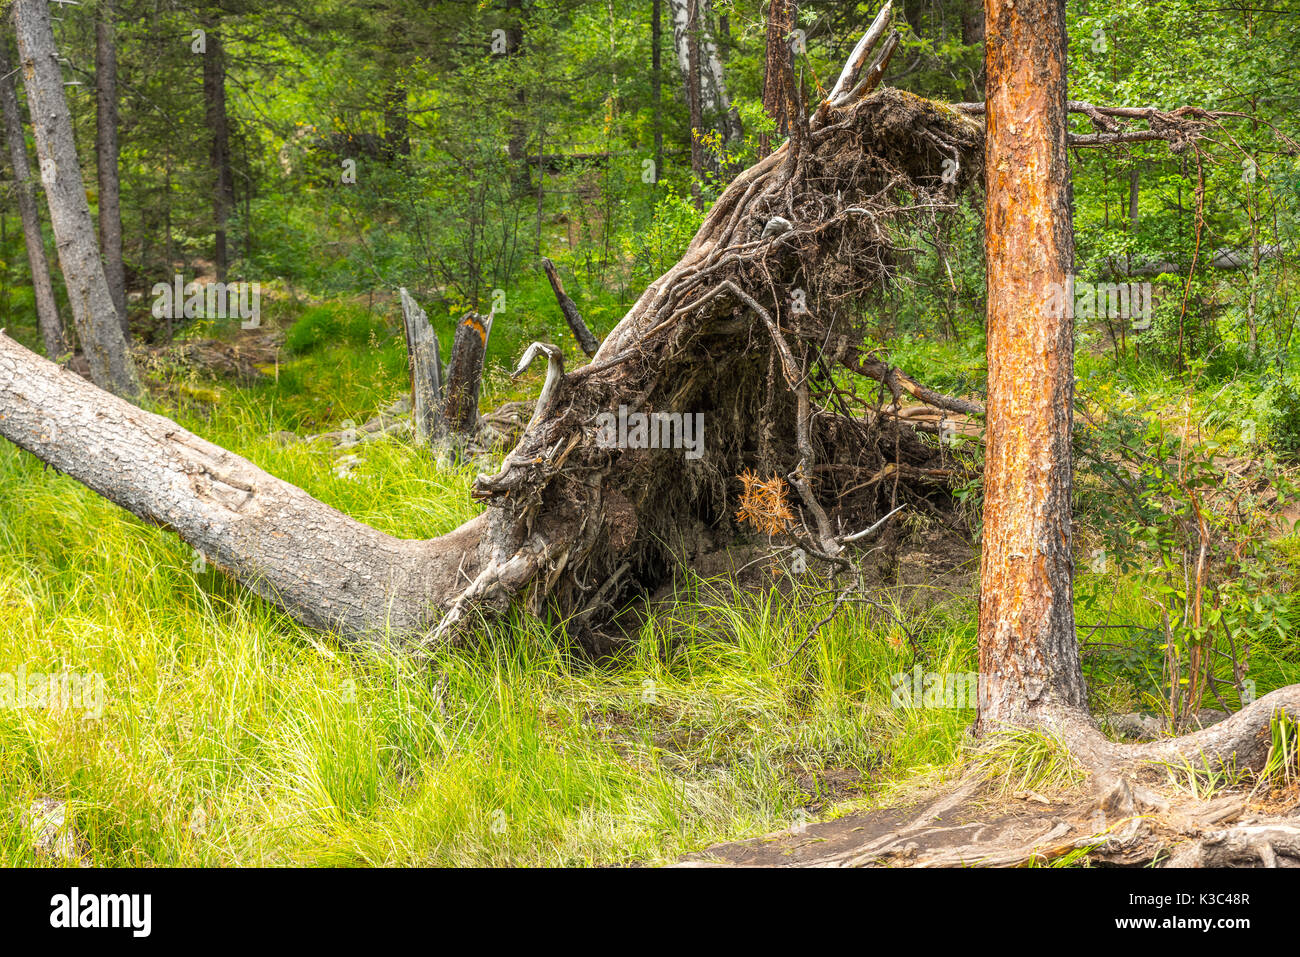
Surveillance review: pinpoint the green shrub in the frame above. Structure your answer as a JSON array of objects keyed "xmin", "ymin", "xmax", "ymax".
[{"xmin": 284, "ymin": 303, "xmax": 391, "ymax": 354}]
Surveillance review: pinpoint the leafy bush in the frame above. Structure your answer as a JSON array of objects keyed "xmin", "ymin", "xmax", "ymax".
[
  {"xmin": 625, "ymin": 187, "xmax": 702, "ymax": 288},
  {"xmin": 284, "ymin": 303, "xmax": 392, "ymax": 354},
  {"xmin": 1264, "ymin": 372, "xmax": 1300, "ymax": 456}
]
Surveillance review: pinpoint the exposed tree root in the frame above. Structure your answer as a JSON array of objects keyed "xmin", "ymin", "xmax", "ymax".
[
  {"xmin": 676, "ymin": 686, "xmax": 1300, "ymax": 868},
  {"xmin": 433, "ymin": 73, "xmax": 987, "ymax": 642},
  {"xmin": 0, "ymin": 12, "xmax": 983, "ymax": 647}
]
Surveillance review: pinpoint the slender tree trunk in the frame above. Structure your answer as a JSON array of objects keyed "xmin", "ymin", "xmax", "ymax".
[
  {"xmin": 901, "ymin": 0, "xmax": 924, "ymax": 34},
  {"xmin": 12, "ymin": 0, "xmax": 137, "ymax": 397},
  {"xmin": 95, "ymin": 0, "xmax": 127, "ymax": 338},
  {"xmin": 382, "ymin": 82, "xmax": 410, "ymax": 161},
  {"xmin": 0, "ymin": 34, "xmax": 65, "ymax": 359},
  {"xmin": 760, "ymin": 0, "xmax": 797, "ymax": 158},
  {"xmin": 961, "ymin": 0, "xmax": 985, "ymax": 101},
  {"xmin": 1127, "ymin": 165, "xmax": 1139, "ymax": 232},
  {"xmin": 961, "ymin": 0, "xmax": 984, "ymax": 43},
  {"xmin": 686, "ymin": 0, "xmax": 704, "ymax": 209},
  {"xmin": 504, "ymin": 0, "xmax": 530, "ymax": 197},
  {"xmin": 652, "ymin": 0, "xmax": 663, "ymax": 178},
  {"xmin": 202, "ymin": 22, "xmax": 234, "ymax": 281},
  {"xmin": 668, "ymin": 0, "xmax": 743, "ymax": 150},
  {"xmin": 977, "ymin": 0, "xmax": 1086, "ymax": 727}
]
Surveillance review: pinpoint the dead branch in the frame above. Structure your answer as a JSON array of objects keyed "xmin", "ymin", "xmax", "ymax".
[{"xmin": 541, "ymin": 258, "xmax": 600, "ymax": 358}]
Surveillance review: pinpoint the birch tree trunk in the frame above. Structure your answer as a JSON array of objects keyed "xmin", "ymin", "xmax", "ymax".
[
  {"xmin": 12, "ymin": 0, "xmax": 138, "ymax": 398},
  {"xmin": 0, "ymin": 33, "xmax": 65, "ymax": 359},
  {"xmin": 667, "ymin": 0, "xmax": 743, "ymax": 148}
]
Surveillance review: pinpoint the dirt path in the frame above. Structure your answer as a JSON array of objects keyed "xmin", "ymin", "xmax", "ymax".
[{"xmin": 677, "ymin": 780, "xmax": 1102, "ymax": 867}]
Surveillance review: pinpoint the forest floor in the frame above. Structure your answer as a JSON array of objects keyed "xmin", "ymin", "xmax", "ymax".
[
  {"xmin": 3, "ymin": 291, "xmax": 1299, "ymax": 866},
  {"xmin": 678, "ymin": 781, "xmax": 1090, "ymax": 867}
]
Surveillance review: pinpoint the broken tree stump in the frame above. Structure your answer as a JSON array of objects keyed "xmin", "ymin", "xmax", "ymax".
[
  {"xmin": 400, "ymin": 287, "xmax": 444, "ymax": 446},
  {"xmin": 541, "ymin": 258, "xmax": 600, "ymax": 358},
  {"xmin": 443, "ymin": 311, "xmax": 493, "ymax": 440}
]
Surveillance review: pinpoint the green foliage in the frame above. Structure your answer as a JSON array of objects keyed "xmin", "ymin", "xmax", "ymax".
[
  {"xmin": 970, "ymin": 728, "xmax": 1088, "ymax": 796},
  {"xmin": 1075, "ymin": 372, "xmax": 1300, "ymax": 729},
  {"xmin": 1257, "ymin": 710, "xmax": 1300, "ymax": 790},
  {"xmin": 284, "ymin": 303, "xmax": 394, "ymax": 355},
  {"xmin": 1263, "ymin": 372, "xmax": 1300, "ymax": 456},
  {"xmin": 624, "ymin": 187, "xmax": 703, "ymax": 288}
]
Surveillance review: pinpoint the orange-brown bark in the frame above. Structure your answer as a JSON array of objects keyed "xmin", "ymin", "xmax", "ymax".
[{"xmin": 977, "ymin": 0, "xmax": 1087, "ymax": 726}]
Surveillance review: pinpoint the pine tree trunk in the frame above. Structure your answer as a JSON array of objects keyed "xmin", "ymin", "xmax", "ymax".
[
  {"xmin": 202, "ymin": 23, "xmax": 234, "ymax": 281},
  {"xmin": 760, "ymin": 0, "xmax": 797, "ymax": 158},
  {"xmin": 976, "ymin": 0, "xmax": 1087, "ymax": 727},
  {"xmin": 12, "ymin": 0, "xmax": 137, "ymax": 397},
  {"xmin": 0, "ymin": 33, "xmax": 65, "ymax": 359},
  {"xmin": 95, "ymin": 0, "xmax": 128, "ymax": 338}
]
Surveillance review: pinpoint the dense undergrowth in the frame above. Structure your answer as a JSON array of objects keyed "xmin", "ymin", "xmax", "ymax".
[{"xmin": 2, "ymin": 283, "xmax": 1299, "ymax": 865}]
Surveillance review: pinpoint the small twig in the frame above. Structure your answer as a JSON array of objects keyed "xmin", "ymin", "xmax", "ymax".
[{"xmin": 773, "ymin": 585, "xmax": 857, "ymax": 669}]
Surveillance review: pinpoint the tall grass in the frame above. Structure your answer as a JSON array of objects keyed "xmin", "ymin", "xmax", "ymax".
[
  {"xmin": 3, "ymin": 299, "xmax": 1298, "ymax": 865},
  {"xmin": 0, "ymin": 357, "xmax": 979, "ymax": 864}
]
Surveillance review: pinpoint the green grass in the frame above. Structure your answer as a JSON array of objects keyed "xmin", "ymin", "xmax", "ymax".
[
  {"xmin": 0, "ymin": 337, "xmax": 981, "ymax": 865},
  {"xmin": 3, "ymin": 289, "xmax": 1300, "ymax": 866},
  {"xmin": 0, "ymin": 462, "xmax": 978, "ymax": 864},
  {"xmin": 970, "ymin": 728, "xmax": 1088, "ymax": 797}
]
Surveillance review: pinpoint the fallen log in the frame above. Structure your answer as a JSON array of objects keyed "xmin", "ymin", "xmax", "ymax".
[{"xmin": 1, "ymin": 13, "xmax": 982, "ymax": 645}]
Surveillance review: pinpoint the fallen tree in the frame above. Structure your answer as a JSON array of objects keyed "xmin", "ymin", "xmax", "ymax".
[
  {"xmin": 1, "ymin": 1, "xmax": 1297, "ymax": 866},
  {"xmin": 2, "ymin": 4, "xmax": 973, "ymax": 649}
]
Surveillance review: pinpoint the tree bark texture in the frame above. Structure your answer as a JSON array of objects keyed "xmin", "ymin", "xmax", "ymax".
[
  {"xmin": 95, "ymin": 0, "xmax": 128, "ymax": 337},
  {"xmin": 0, "ymin": 32, "xmax": 65, "ymax": 359},
  {"xmin": 12, "ymin": 0, "xmax": 137, "ymax": 397},
  {"xmin": 976, "ymin": 0, "xmax": 1088, "ymax": 726}
]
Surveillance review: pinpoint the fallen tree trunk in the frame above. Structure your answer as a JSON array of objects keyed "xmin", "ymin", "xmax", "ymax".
[
  {"xmin": 1, "ymin": 14, "xmax": 971, "ymax": 647},
  {"xmin": 1102, "ymin": 244, "xmax": 1287, "ymax": 277},
  {"xmin": 1, "ymin": 9, "xmax": 1296, "ymax": 833},
  {"xmin": 0, "ymin": 333, "xmax": 482, "ymax": 640}
]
